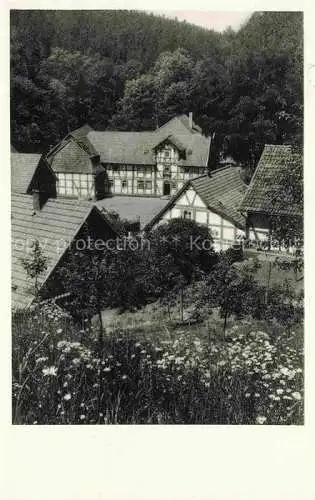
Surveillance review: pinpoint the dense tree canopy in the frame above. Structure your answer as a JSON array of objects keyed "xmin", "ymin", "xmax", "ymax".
[{"xmin": 11, "ymin": 10, "xmax": 303, "ymax": 170}]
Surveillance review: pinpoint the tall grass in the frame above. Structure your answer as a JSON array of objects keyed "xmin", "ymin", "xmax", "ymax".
[{"xmin": 12, "ymin": 304, "xmax": 303, "ymax": 425}]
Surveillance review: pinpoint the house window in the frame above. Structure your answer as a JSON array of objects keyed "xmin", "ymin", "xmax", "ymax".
[
  {"xmin": 122, "ymin": 180, "xmax": 127, "ymax": 189},
  {"xmin": 137, "ymin": 180, "xmax": 144, "ymax": 191},
  {"xmin": 163, "ymin": 166, "xmax": 171, "ymax": 178},
  {"xmin": 164, "ymin": 150, "xmax": 170, "ymax": 158},
  {"xmin": 183, "ymin": 210, "xmax": 193, "ymax": 220},
  {"xmin": 211, "ymin": 228, "xmax": 220, "ymax": 238},
  {"xmin": 145, "ymin": 180, "xmax": 152, "ymax": 191}
]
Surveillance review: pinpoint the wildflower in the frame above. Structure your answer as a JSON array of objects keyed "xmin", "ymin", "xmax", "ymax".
[
  {"xmin": 35, "ymin": 356, "xmax": 48, "ymax": 364},
  {"xmin": 42, "ymin": 366, "xmax": 58, "ymax": 377},
  {"xmin": 72, "ymin": 358, "xmax": 80, "ymax": 366},
  {"xmin": 80, "ymin": 415, "xmax": 85, "ymax": 420},
  {"xmin": 280, "ymin": 367, "xmax": 290, "ymax": 377},
  {"xmin": 103, "ymin": 367, "xmax": 111, "ymax": 373},
  {"xmin": 99, "ymin": 412, "xmax": 103, "ymax": 417},
  {"xmin": 217, "ymin": 360, "xmax": 226, "ymax": 367},
  {"xmin": 245, "ymin": 393, "xmax": 251, "ymax": 398},
  {"xmin": 276, "ymin": 389, "xmax": 284, "ymax": 395},
  {"xmin": 80, "ymin": 403, "xmax": 85, "ymax": 407},
  {"xmin": 292, "ymin": 392, "xmax": 302, "ymax": 401},
  {"xmin": 57, "ymin": 328, "xmax": 63, "ymax": 334},
  {"xmin": 63, "ymin": 393, "xmax": 71, "ymax": 401},
  {"xmin": 122, "ymin": 375, "xmax": 127, "ymax": 380},
  {"xmin": 256, "ymin": 416, "xmax": 267, "ymax": 424}
]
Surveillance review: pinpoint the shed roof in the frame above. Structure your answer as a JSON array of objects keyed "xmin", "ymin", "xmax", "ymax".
[
  {"xmin": 239, "ymin": 144, "xmax": 302, "ymax": 216},
  {"xmin": 146, "ymin": 166, "xmax": 247, "ymax": 230},
  {"xmin": 11, "ymin": 194, "xmax": 114, "ymax": 310},
  {"xmin": 11, "ymin": 153, "xmax": 42, "ymax": 194},
  {"xmin": 87, "ymin": 115, "xmax": 211, "ymax": 168},
  {"xmin": 95, "ymin": 196, "xmax": 169, "ymax": 230}
]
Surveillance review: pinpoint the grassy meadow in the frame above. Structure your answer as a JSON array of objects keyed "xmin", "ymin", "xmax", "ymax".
[{"xmin": 12, "ymin": 282, "xmax": 303, "ymax": 425}]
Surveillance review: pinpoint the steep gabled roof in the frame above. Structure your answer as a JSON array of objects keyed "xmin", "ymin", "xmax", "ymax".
[
  {"xmin": 151, "ymin": 133, "xmax": 187, "ymax": 153},
  {"xmin": 11, "ymin": 153, "xmax": 42, "ymax": 194},
  {"xmin": 11, "ymin": 195, "xmax": 116, "ymax": 310},
  {"xmin": 87, "ymin": 114, "xmax": 211, "ymax": 168},
  {"xmin": 160, "ymin": 114, "xmax": 202, "ymax": 134},
  {"xmin": 145, "ymin": 166, "xmax": 247, "ymax": 231},
  {"xmin": 88, "ymin": 131, "xmax": 157, "ymax": 165},
  {"xmin": 47, "ymin": 139, "xmax": 104, "ymax": 175},
  {"xmin": 68, "ymin": 124, "xmax": 98, "ymax": 157},
  {"xmin": 240, "ymin": 144, "xmax": 302, "ymax": 216}
]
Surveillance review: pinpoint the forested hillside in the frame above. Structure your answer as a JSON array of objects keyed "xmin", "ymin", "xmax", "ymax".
[{"xmin": 10, "ymin": 10, "xmax": 303, "ymax": 169}]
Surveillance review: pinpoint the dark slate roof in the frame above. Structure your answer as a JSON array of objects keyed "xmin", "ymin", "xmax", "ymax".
[
  {"xmin": 11, "ymin": 195, "xmax": 114, "ymax": 310},
  {"xmin": 11, "ymin": 153, "xmax": 42, "ymax": 194},
  {"xmin": 239, "ymin": 144, "xmax": 302, "ymax": 216},
  {"xmin": 95, "ymin": 196, "xmax": 169, "ymax": 230},
  {"xmin": 146, "ymin": 166, "xmax": 247, "ymax": 230},
  {"xmin": 68, "ymin": 124, "xmax": 98, "ymax": 157},
  {"xmin": 88, "ymin": 131, "xmax": 157, "ymax": 165},
  {"xmin": 151, "ymin": 133, "xmax": 187, "ymax": 153},
  {"xmin": 87, "ymin": 115, "xmax": 211, "ymax": 168},
  {"xmin": 47, "ymin": 139, "xmax": 103, "ymax": 175}
]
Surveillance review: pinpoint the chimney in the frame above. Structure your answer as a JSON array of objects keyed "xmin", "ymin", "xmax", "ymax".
[
  {"xmin": 205, "ymin": 132, "xmax": 216, "ymax": 177},
  {"xmin": 189, "ymin": 112, "xmax": 193, "ymax": 130},
  {"xmin": 32, "ymin": 189, "xmax": 44, "ymax": 212}
]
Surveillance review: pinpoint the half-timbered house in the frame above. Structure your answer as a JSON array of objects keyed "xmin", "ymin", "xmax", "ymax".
[
  {"xmin": 45, "ymin": 114, "xmax": 211, "ymax": 199},
  {"xmin": 145, "ymin": 166, "xmax": 247, "ymax": 251},
  {"xmin": 239, "ymin": 144, "xmax": 302, "ymax": 250}
]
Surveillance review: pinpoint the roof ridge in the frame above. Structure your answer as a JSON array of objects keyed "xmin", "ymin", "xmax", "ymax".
[{"xmin": 211, "ymin": 164, "xmax": 237, "ymax": 174}]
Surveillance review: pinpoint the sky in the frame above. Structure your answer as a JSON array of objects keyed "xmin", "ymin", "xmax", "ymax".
[{"xmin": 151, "ymin": 11, "xmax": 252, "ymax": 32}]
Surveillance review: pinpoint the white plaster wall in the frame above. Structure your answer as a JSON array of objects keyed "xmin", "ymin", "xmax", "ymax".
[{"xmin": 195, "ymin": 210, "xmax": 207, "ymax": 224}]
